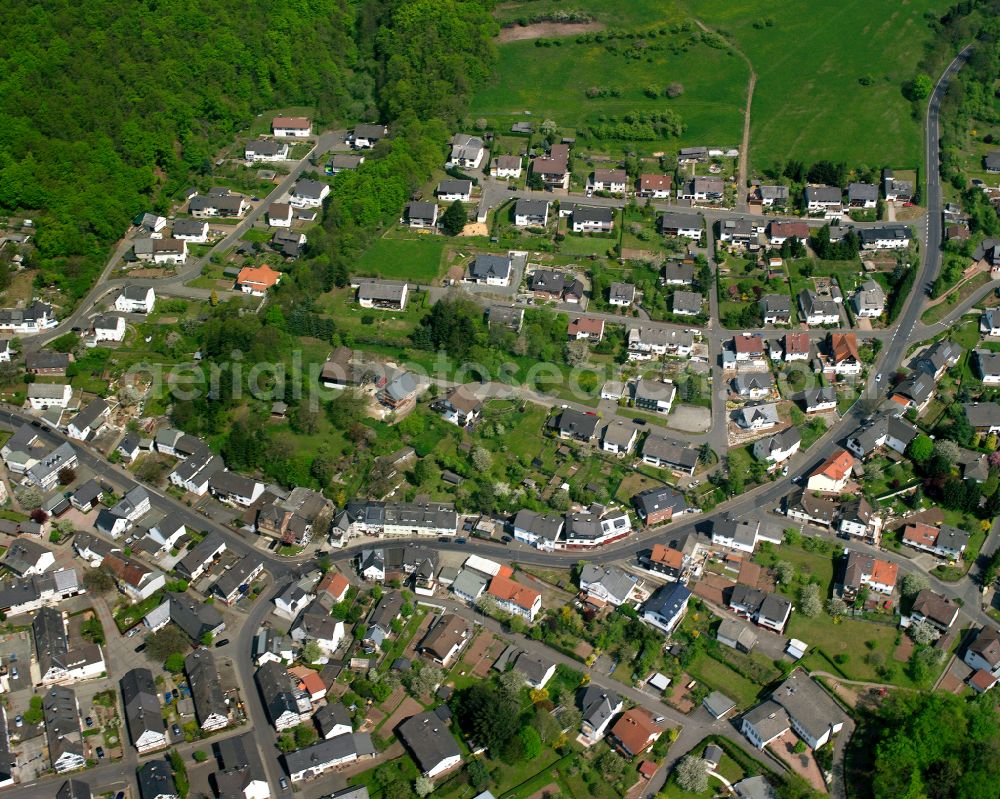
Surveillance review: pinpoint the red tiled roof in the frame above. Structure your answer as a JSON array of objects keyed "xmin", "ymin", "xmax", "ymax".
[
  {"xmin": 902, "ymin": 522, "xmax": 938, "ymax": 548},
  {"xmin": 784, "ymin": 332, "xmax": 810, "ymax": 354},
  {"xmin": 770, "ymin": 221, "xmax": 810, "ymax": 239},
  {"xmin": 650, "ymin": 544, "xmax": 683, "ymax": 569},
  {"xmin": 568, "ymin": 317, "xmax": 605, "ymax": 336},
  {"xmin": 237, "ymin": 264, "xmax": 281, "ymax": 290},
  {"xmin": 318, "ymin": 570, "xmax": 350, "ymax": 602},
  {"xmin": 870, "ymin": 559, "xmax": 898, "ymax": 587},
  {"xmin": 830, "ymin": 333, "xmax": 860, "ymax": 364},
  {"xmin": 970, "ymin": 668, "xmax": 997, "ymax": 692},
  {"xmin": 609, "ymin": 708, "xmax": 662, "ymax": 756},
  {"xmin": 814, "ymin": 449, "xmax": 854, "ymax": 481},
  {"xmin": 734, "ymin": 335, "xmax": 763, "ymax": 354},
  {"xmin": 640, "ymin": 174, "xmax": 673, "ymax": 191},
  {"xmin": 488, "ymin": 574, "xmax": 541, "ymax": 610}
]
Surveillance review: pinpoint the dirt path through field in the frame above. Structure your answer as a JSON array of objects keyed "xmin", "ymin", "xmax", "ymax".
[{"xmin": 497, "ymin": 22, "xmax": 604, "ymax": 42}]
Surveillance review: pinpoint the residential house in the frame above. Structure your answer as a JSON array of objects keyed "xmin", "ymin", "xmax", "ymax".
[
  {"xmin": 837, "ymin": 550, "xmax": 898, "ymax": 601},
  {"xmin": 752, "ymin": 428, "xmax": 800, "ymax": 469},
  {"xmin": 579, "ymin": 685, "xmax": 623, "ymax": 742},
  {"xmin": 567, "ymin": 316, "xmax": 605, "ymax": 341},
  {"xmin": 93, "ymin": 314, "xmax": 126, "ymax": 342},
  {"xmin": 115, "ymin": 286, "xmax": 155, "ymax": 313},
  {"xmin": 677, "ymin": 147, "xmax": 709, "ymax": 164},
  {"xmin": 661, "ymin": 262, "xmax": 695, "ymax": 285},
  {"xmin": 3, "ymin": 539, "xmax": 55, "ymax": 576},
  {"xmin": 274, "ymin": 584, "xmax": 313, "ymax": 621},
  {"xmin": 729, "ymin": 586, "xmax": 793, "ymax": 633},
  {"xmin": 642, "ymin": 582, "xmax": 691, "ymax": 635},
  {"xmin": 845, "ymin": 413, "xmax": 917, "ymax": 460},
  {"xmin": 487, "ymin": 574, "xmax": 542, "ymax": 621},
  {"xmin": 767, "ymin": 669, "xmax": 846, "ymax": 749},
  {"xmin": 27, "ymin": 382, "xmax": 73, "ymax": 410},
  {"xmin": 914, "ymin": 340, "xmax": 963, "ymax": 380},
  {"xmin": 755, "ymin": 185, "xmax": 789, "ymax": 207},
  {"xmin": 147, "ymin": 593, "xmax": 225, "ymax": 642},
  {"xmin": 858, "ymin": 225, "xmax": 912, "ymax": 250},
  {"xmin": 255, "ymin": 662, "xmax": 302, "ymax": 731},
  {"xmin": 397, "ymin": 712, "xmax": 462, "ymax": 778},
  {"xmin": 404, "ymin": 201, "xmax": 438, "ymax": 229},
  {"xmin": 284, "ymin": 734, "xmax": 376, "ymax": 784},
  {"xmin": 802, "ymin": 386, "xmax": 837, "ymax": 413},
  {"xmin": 838, "ymin": 497, "xmax": 882, "ymax": 543},
  {"xmin": 0, "ymin": 568, "xmax": 83, "ymax": 617},
  {"xmin": 741, "ymin": 701, "xmax": 790, "ymax": 749},
  {"xmin": 963, "ymin": 627, "xmax": 1000, "ymax": 682},
  {"xmin": 733, "ymin": 373, "xmax": 774, "ymax": 400},
  {"xmin": 638, "ymin": 174, "xmax": 673, "ymax": 198},
  {"xmin": 175, "ymin": 533, "xmax": 227, "ymax": 582},
  {"xmin": 26, "ymin": 351, "xmax": 69, "ymax": 376},
  {"xmin": 66, "ymin": 398, "xmax": 109, "ymax": 441},
  {"xmin": 677, "ymin": 176, "xmax": 724, "ymax": 203},
  {"xmin": 806, "ymin": 449, "xmax": 854, "ymax": 493},
  {"xmin": 210, "ymin": 556, "xmax": 265, "ymax": 605},
  {"xmin": 95, "ymin": 485, "xmax": 151, "ymax": 538},
  {"xmin": 451, "ymin": 568, "xmax": 489, "ymax": 604},
  {"xmin": 640, "ymin": 434, "xmax": 698, "ymax": 474},
  {"xmin": 512, "ymin": 509, "xmax": 564, "ymax": 548},
  {"xmin": 640, "ymin": 544, "xmax": 688, "ymax": 581},
  {"xmin": 883, "ymin": 169, "xmax": 913, "ymax": 202},
  {"xmin": 578, "ymin": 565, "xmax": 640, "ymax": 608},
  {"xmin": 273, "ymin": 117, "xmax": 312, "ymax": 137},
  {"xmin": 213, "ymin": 734, "xmax": 271, "ymax": 799},
  {"xmin": 552, "ymin": 408, "xmax": 600, "ymax": 442},
  {"xmin": 804, "ymin": 186, "xmax": 843, "ymax": 213},
  {"xmin": 965, "ymin": 402, "xmax": 1000, "ymax": 435},
  {"xmin": 733, "ymin": 333, "xmax": 766, "ymax": 364},
  {"xmin": 601, "ymin": 419, "xmax": 639, "ymax": 455},
  {"xmin": 609, "ymin": 282, "xmax": 635, "ymax": 307},
  {"xmin": 244, "ymin": 139, "xmax": 289, "ymax": 162},
  {"xmin": 852, "ymin": 280, "xmax": 886, "ymax": 318},
  {"xmin": 513, "ymin": 199, "xmax": 548, "ymax": 227},
  {"xmin": 236, "ymin": 264, "xmax": 281, "ymax": 296},
  {"xmin": 633, "ymin": 378, "xmax": 676, "ymax": 414},
  {"xmin": 418, "ymin": 614, "xmax": 471, "ymax": 667},
  {"xmin": 435, "ymin": 179, "xmax": 472, "ymax": 202},
  {"xmin": 658, "ymin": 212, "xmax": 704, "ymax": 241},
  {"xmin": 910, "ymin": 590, "xmax": 960, "ymax": 634},
  {"xmin": 719, "ymin": 217, "xmax": 764, "ymax": 249},
  {"xmin": 672, "ymin": 290, "xmax": 703, "ymax": 317},
  {"xmin": 121, "ymin": 668, "xmax": 167, "ymax": 753},
  {"xmin": 314, "ymin": 703, "xmax": 353, "ymax": 740},
  {"xmin": 185, "ymin": 648, "xmax": 230, "ymax": 732},
  {"xmin": 492, "ymin": 646, "xmax": 556, "ymax": 689},
  {"xmin": 760, "ymin": 294, "xmax": 791, "ymax": 325},
  {"xmin": 734, "ymin": 403, "xmax": 780, "ymax": 431},
  {"xmin": 350, "ymin": 123, "xmax": 387, "ymax": 148},
  {"xmin": 531, "ymin": 144, "xmax": 570, "ymax": 190},
  {"xmin": 847, "ymin": 183, "xmax": 878, "ymax": 208},
  {"xmin": 356, "ymin": 279, "xmax": 408, "ymax": 310},
  {"xmin": 589, "ymin": 168, "xmax": 627, "ymax": 194},
  {"xmin": 901, "ymin": 523, "xmax": 970, "ymax": 560},
  {"xmin": 571, "ymin": 205, "xmax": 614, "ymax": 233},
  {"xmin": 798, "ymin": 290, "xmax": 839, "ymax": 326},
  {"xmin": 447, "ymin": 134, "xmax": 485, "ymax": 169},
  {"xmin": 138, "ymin": 759, "xmax": 178, "ymax": 799},
  {"xmin": 150, "ymin": 238, "xmax": 186, "ymax": 265},
  {"xmin": 976, "ymin": 349, "xmax": 1000, "ymax": 385},
  {"xmin": 0, "ymin": 301, "xmax": 57, "ymax": 334},
  {"xmin": 208, "ymin": 470, "xmax": 265, "ymax": 507},
  {"xmin": 491, "ymin": 155, "xmax": 522, "ymax": 179},
  {"xmin": 189, "ymin": 190, "xmax": 249, "ymax": 219},
  {"xmin": 768, "ymin": 221, "xmax": 811, "ymax": 246},
  {"xmin": 25, "ymin": 441, "xmax": 78, "ymax": 489},
  {"xmin": 103, "ymin": 553, "xmax": 165, "ymax": 601},
  {"xmin": 43, "ymin": 685, "xmax": 85, "ymax": 772},
  {"xmin": 608, "ymin": 708, "xmax": 662, "ymax": 759},
  {"xmin": 627, "ymin": 327, "xmax": 693, "ymax": 360},
  {"xmin": 561, "ymin": 506, "xmax": 632, "ymax": 549},
  {"xmin": 328, "ymin": 153, "xmax": 365, "ymax": 174},
  {"xmin": 289, "ymin": 179, "xmax": 330, "ymax": 210},
  {"xmin": 983, "ymin": 310, "xmax": 1000, "ymax": 336},
  {"xmin": 528, "ymin": 269, "xmax": 584, "ymax": 302},
  {"xmin": 892, "ymin": 371, "xmax": 936, "ymax": 411},
  {"xmin": 436, "ymin": 385, "xmax": 483, "ymax": 428},
  {"xmin": 172, "ymin": 219, "xmax": 209, "ymax": 243}
]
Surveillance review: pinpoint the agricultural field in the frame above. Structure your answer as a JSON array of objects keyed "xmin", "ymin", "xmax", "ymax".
[
  {"xmin": 469, "ymin": 30, "xmax": 749, "ymax": 155},
  {"xmin": 687, "ymin": 0, "xmax": 942, "ymax": 171}
]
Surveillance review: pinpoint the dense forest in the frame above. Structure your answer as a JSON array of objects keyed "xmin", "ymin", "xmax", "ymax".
[{"xmin": 0, "ymin": 0, "xmax": 496, "ymax": 303}]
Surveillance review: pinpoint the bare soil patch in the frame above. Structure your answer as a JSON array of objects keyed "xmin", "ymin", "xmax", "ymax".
[{"xmin": 497, "ymin": 22, "xmax": 604, "ymax": 42}]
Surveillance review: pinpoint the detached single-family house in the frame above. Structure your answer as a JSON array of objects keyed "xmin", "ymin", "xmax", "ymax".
[
  {"xmin": 290, "ymin": 179, "xmax": 330, "ymax": 209},
  {"xmin": 571, "ymin": 205, "xmax": 614, "ymax": 233},
  {"xmin": 589, "ymin": 169, "xmax": 627, "ymax": 194},
  {"xmin": 121, "ymin": 668, "xmax": 166, "ymax": 753},
  {"xmin": 734, "ymin": 403, "xmax": 780, "ymax": 431},
  {"xmin": 910, "ymin": 589, "xmax": 960, "ymax": 633},
  {"xmin": 658, "ymin": 212, "xmax": 704, "ymax": 241},
  {"xmin": 272, "ymin": 117, "xmax": 311, "ymax": 137},
  {"xmin": 436, "ymin": 179, "xmax": 472, "ymax": 202},
  {"xmin": 236, "ymin": 264, "xmax": 281, "ymax": 296},
  {"xmin": 677, "ymin": 177, "xmax": 723, "ymax": 203},
  {"xmin": 609, "ymin": 282, "xmax": 635, "ymax": 307},
  {"xmin": 579, "ymin": 685, "xmax": 623, "ymax": 742},
  {"xmin": 487, "ymin": 574, "xmax": 542, "ymax": 622},
  {"xmin": 115, "ymin": 286, "xmax": 156, "ymax": 314},
  {"xmin": 491, "ymin": 155, "xmax": 522, "ymax": 179},
  {"xmin": 447, "ymin": 134, "xmax": 485, "ymax": 169},
  {"xmin": 752, "ymin": 427, "xmax": 800, "ymax": 468},
  {"xmin": 356, "ymin": 280, "xmax": 408, "ymax": 311},
  {"xmin": 93, "ymin": 314, "xmax": 126, "ymax": 342},
  {"xmin": 531, "ymin": 144, "xmax": 570, "ymax": 190},
  {"xmin": 601, "ymin": 419, "xmax": 639, "ymax": 455},
  {"xmin": 858, "ymin": 225, "xmax": 912, "ymax": 250},
  {"xmin": 642, "ymin": 582, "xmax": 691, "ymax": 635},
  {"xmin": 244, "ymin": 139, "xmax": 289, "ymax": 162},
  {"xmin": 514, "ymin": 199, "xmax": 549, "ymax": 227},
  {"xmin": 633, "ymin": 378, "xmax": 676, "ymax": 414},
  {"xmin": 404, "ymin": 201, "xmax": 438, "ymax": 229},
  {"xmin": 976, "ymin": 350, "xmax": 1000, "ymax": 385},
  {"xmin": 466, "ymin": 254, "xmax": 512, "ymax": 287},
  {"xmin": 852, "ymin": 280, "xmax": 886, "ymax": 317},
  {"xmin": 847, "ymin": 183, "xmax": 878, "ymax": 208},
  {"xmin": 640, "ymin": 434, "xmax": 698, "ymax": 474},
  {"xmin": 767, "ymin": 221, "xmax": 810, "ymax": 246},
  {"xmin": 638, "ymin": 174, "xmax": 673, "ymax": 198},
  {"xmin": 351, "ymin": 123, "xmax": 387, "ymax": 149},
  {"xmin": 837, "ymin": 550, "xmax": 898, "ymax": 600},
  {"xmin": 437, "ymin": 386, "xmax": 483, "ymax": 428},
  {"xmin": 760, "ymin": 294, "xmax": 791, "ymax": 325},
  {"xmin": 397, "ymin": 712, "xmax": 462, "ymax": 778},
  {"xmin": 567, "ymin": 316, "xmax": 604, "ymax": 341},
  {"xmin": 798, "ymin": 290, "xmax": 839, "ymax": 326},
  {"xmin": 803, "ymin": 386, "xmax": 837, "ymax": 413},
  {"xmin": 172, "ymin": 219, "xmax": 209, "ymax": 243},
  {"xmin": 806, "ymin": 449, "xmax": 854, "ymax": 493},
  {"xmin": 608, "ymin": 708, "xmax": 662, "ymax": 759},
  {"xmin": 632, "ymin": 486, "xmax": 687, "ymax": 526},
  {"xmin": 804, "ymin": 186, "xmax": 843, "ymax": 212},
  {"xmin": 672, "ymin": 290, "xmax": 703, "ymax": 317}
]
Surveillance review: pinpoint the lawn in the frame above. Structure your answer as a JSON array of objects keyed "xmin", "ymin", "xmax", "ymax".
[
  {"xmin": 687, "ymin": 650, "xmax": 764, "ymax": 709},
  {"xmin": 921, "ymin": 271, "xmax": 993, "ymax": 324},
  {"xmin": 687, "ymin": 0, "xmax": 943, "ymax": 171},
  {"xmin": 355, "ymin": 235, "xmax": 447, "ymax": 284},
  {"xmin": 469, "ymin": 29, "xmax": 749, "ymax": 154}
]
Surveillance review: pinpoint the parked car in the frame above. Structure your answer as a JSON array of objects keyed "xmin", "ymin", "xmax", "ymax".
[
  {"xmin": 134, "ymin": 643, "xmax": 146, "ymax": 653},
  {"xmin": 85, "ymin": 717, "xmax": 93, "ymax": 728},
  {"xmin": 279, "ymin": 778, "xmax": 289, "ymax": 790},
  {"xmin": 214, "ymin": 638, "xmax": 230, "ymax": 648},
  {"xmin": 14, "ymin": 716, "xmax": 22, "ymax": 728},
  {"xmin": 164, "ymin": 692, "xmax": 172, "ymax": 703},
  {"xmin": 96, "ymin": 746, "xmax": 105, "ymax": 759},
  {"xmin": 171, "ymin": 723, "xmax": 181, "ymax": 736},
  {"xmin": 171, "ymin": 688, "xmax": 179, "ymax": 698}
]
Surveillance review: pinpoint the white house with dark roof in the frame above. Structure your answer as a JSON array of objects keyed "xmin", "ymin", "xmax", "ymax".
[
  {"xmin": 290, "ymin": 179, "xmax": 330, "ymax": 209},
  {"xmin": 466, "ymin": 254, "xmax": 512, "ymax": 287},
  {"xmin": 436, "ymin": 179, "xmax": 472, "ymax": 201},
  {"xmin": 350, "ymin": 123, "xmax": 386, "ymax": 148},
  {"xmin": 244, "ymin": 139, "xmax": 289, "ymax": 162},
  {"xmin": 514, "ymin": 198, "xmax": 549, "ymax": 227},
  {"xmin": 404, "ymin": 202, "xmax": 438, "ymax": 229},
  {"xmin": 115, "ymin": 286, "xmax": 156, "ymax": 314},
  {"xmin": 847, "ymin": 182, "xmax": 878, "ymax": 208},
  {"xmin": 447, "ymin": 134, "xmax": 485, "ymax": 169},
  {"xmin": 571, "ymin": 205, "xmax": 614, "ymax": 233},
  {"xmin": 151, "ymin": 238, "xmax": 185, "ymax": 266}
]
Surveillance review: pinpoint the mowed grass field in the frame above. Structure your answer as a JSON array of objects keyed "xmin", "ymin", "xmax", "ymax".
[
  {"xmin": 469, "ymin": 36, "xmax": 749, "ymax": 151},
  {"xmin": 686, "ymin": 0, "xmax": 944, "ymax": 170},
  {"xmin": 355, "ymin": 236, "xmax": 446, "ymax": 283}
]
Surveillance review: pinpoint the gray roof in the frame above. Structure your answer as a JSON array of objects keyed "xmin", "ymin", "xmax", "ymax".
[
  {"xmin": 641, "ymin": 435, "xmax": 698, "ymax": 469},
  {"xmin": 858, "ymin": 225, "xmax": 912, "ymax": 246},
  {"xmin": 659, "ymin": 212, "xmax": 703, "ymax": 231},
  {"xmin": 965, "ymin": 402, "xmax": 1000, "ymax": 428},
  {"xmin": 215, "ymin": 733, "xmax": 269, "ymax": 798},
  {"xmin": 3, "ymin": 538, "xmax": 52, "ymax": 575},
  {"xmin": 742, "ymin": 700, "xmax": 789, "ymax": 741},
  {"xmin": 70, "ymin": 398, "xmax": 108, "ymax": 434},
  {"xmin": 512, "ymin": 509, "xmax": 564, "ymax": 539},
  {"xmin": 406, "ymin": 201, "xmax": 437, "ymax": 221},
  {"xmin": 451, "ymin": 568, "xmax": 489, "ymax": 599},
  {"xmin": 734, "ymin": 776, "xmax": 775, "ymax": 799},
  {"xmin": 211, "ymin": 555, "xmax": 264, "ymax": 601},
  {"xmin": 662, "ymin": 262, "xmax": 695, "ymax": 283},
  {"xmin": 357, "ymin": 280, "xmax": 407, "ymax": 304},
  {"xmin": 556, "ymin": 408, "xmax": 600, "ymax": 439},
  {"xmin": 469, "ymin": 254, "xmax": 511, "ymax": 281},
  {"xmin": 283, "ymin": 732, "xmax": 375, "ymax": 774},
  {"xmin": 915, "ymin": 339, "xmax": 962, "ymax": 375},
  {"xmin": 515, "ymin": 198, "xmax": 548, "ymax": 217},
  {"xmin": 847, "ymin": 182, "xmax": 878, "ymax": 202},
  {"xmin": 27, "ymin": 441, "xmax": 76, "ymax": 485},
  {"xmin": 717, "ymin": 618, "xmax": 758, "ymax": 650},
  {"xmin": 770, "ymin": 669, "xmax": 844, "ymax": 743},
  {"xmin": 255, "ymin": 661, "xmax": 299, "ymax": 725},
  {"xmin": 167, "ymin": 592, "xmax": 224, "ymax": 641},
  {"xmin": 121, "ymin": 668, "xmax": 165, "ymax": 747},
  {"xmin": 354, "ymin": 124, "xmax": 386, "ymax": 139},
  {"xmin": 397, "ymin": 712, "xmax": 461, "ymax": 772},
  {"xmin": 643, "ymin": 582, "xmax": 691, "ymax": 622},
  {"xmin": 760, "ymin": 293, "xmax": 791, "ymax": 313},
  {"xmin": 735, "ymin": 403, "xmax": 779, "ymax": 428},
  {"xmin": 138, "ymin": 759, "xmax": 176, "ymax": 799},
  {"xmin": 173, "ymin": 218, "xmax": 208, "ymax": 237},
  {"xmin": 57, "ymin": 780, "xmax": 92, "ymax": 799},
  {"xmin": 602, "ymin": 419, "xmax": 638, "ymax": 448},
  {"xmin": 437, "ymin": 179, "xmax": 472, "ymax": 195},
  {"xmin": 314, "ymin": 702, "xmax": 352, "ymax": 737},
  {"xmin": 580, "ymin": 565, "xmax": 637, "ymax": 605},
  {"xmin": 633, "ymin": 486, "xmax": 688, "ymax": 519},
  {"xmin": 804, "ymin": 185, "xmax": 842, "ymax": 203},
  {"xmin": 294, "ymin": 179, "xmax": 329, "ymax": 201},
  {"xmin": 26, "ymin": 351, "xmax": 69, "ymax": 371},
  {"xmin": 755, "ymin": 427, "xmax": 800, "ymax": 456},
  {"xmin": 27, "ymin": 382, "xmax": 70, "ymax": 399},
  {"xmin": 185, "ymin": 648, "xmax": 228, "ymax": 727},
  {"xmin": 208, "ymin": 469, "xmax": 259, "ymax": 498},
  {"xmin": 672, "ymin": 290, "xmax": 703, "ymax": 315},
  {"xmin": 703, "ymin": 691, "xmax": 737, "ymax": 717},
  {"xmin": 733, "ymin": 373, "xmax": 774, "ymax": 394},
  {"xmin": 579, "ymin": 684, "xmax": 621, "ymax": 729},
  {"xmin": 803, "ymin": 386, "xmax": 836, "ymax": 408},
  {"xmin": 121, "ymin": 284, "xmax": 152, "ymax": 301},
  {"xmin": 573, "ymin": 205, "xmax": 614, "ymax": 224},
  {"xmin": 759, "ymin": 593, "xmax": 793, "ymax": 625}
]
